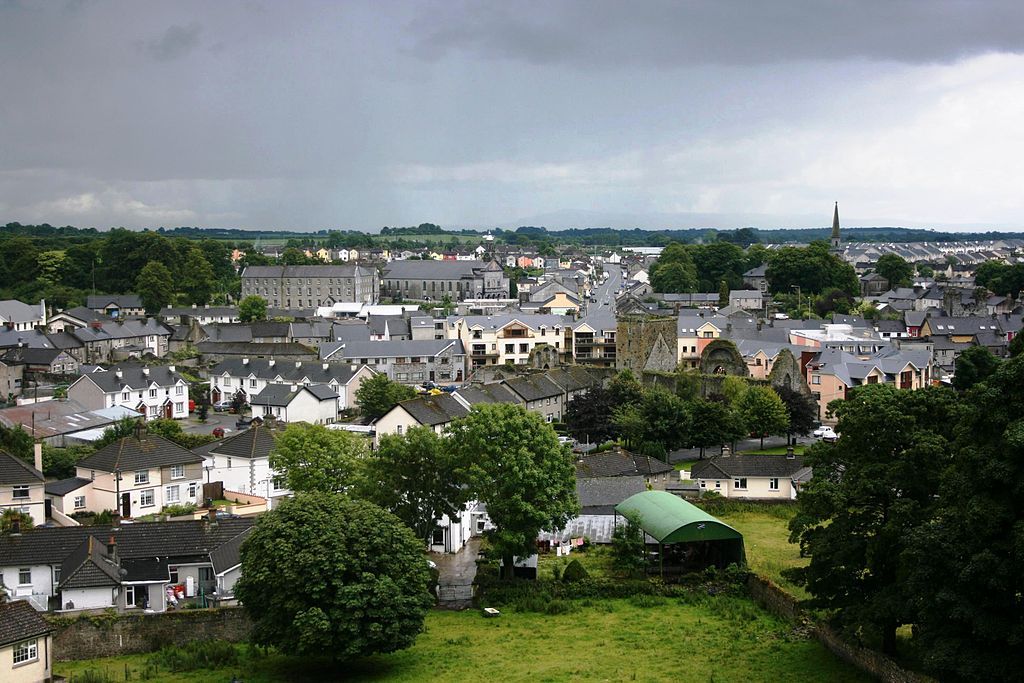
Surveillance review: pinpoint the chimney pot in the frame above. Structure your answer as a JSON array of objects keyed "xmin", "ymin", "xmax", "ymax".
[
  {"xmin": 295, "ymin": 361, "xmax": 301, "ymax": 368},
  {"xmin": 322, "ymin": 363, "xmax": 329, "ymax": 370},
  {"xmin": 168, "ymin": 365, "xmax": 176, "ymax": 373},
  {"xmin": 242, "ymin": 358, "xmax": 249, "ymax": 365},
  {"xmin": 143, "ymin": 368, "xmax": 149, "ymax": 376},
  {"xmin": 786, "ymin": 446, "xmax": 796, "ymax": 459},
  {"xmin": 268, "ymin": 359, "xmax": 275, "ymax": 367},
  {"xmin": 115, "ymin": 369, "xmax": 123, "ymax": 379}
]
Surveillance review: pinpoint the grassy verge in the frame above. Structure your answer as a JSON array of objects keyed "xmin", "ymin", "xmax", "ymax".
[{"xmin": 56, "ymin": 599, "xmax": 868, "ymax": 683}]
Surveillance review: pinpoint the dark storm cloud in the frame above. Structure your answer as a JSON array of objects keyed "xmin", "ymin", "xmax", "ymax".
[
  {"xmin": 140, "ymin": 22, "xmax": 202, "ymax": 61},
  {"xmin": 409, "ymin": 0, "xmax": 1024, "ymax": 67}
]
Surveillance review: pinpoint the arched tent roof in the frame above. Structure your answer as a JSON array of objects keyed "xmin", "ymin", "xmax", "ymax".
[{"xmin": 615, "ymin": 491, "xmax": 743, "ymax": 545}]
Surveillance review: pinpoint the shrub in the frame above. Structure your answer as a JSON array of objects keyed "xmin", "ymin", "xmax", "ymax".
[
  {"xmin": 148, "ymin": 640, "xmax": 239, "ymax": 672},
  {"xmin": 630, "ymin": 594, "xmax": 667, "ymax": 608},
  {"xmin": 561, "ymin": 559, "xmax": 589, "ymax": 583},
  {"xmin": 162, "ymin": 503, "xmax": 197, "ymax": 517}
]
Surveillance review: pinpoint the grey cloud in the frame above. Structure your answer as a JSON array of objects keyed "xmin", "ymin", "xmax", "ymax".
[
  {"xmin": 409, "ymin": 0, "xmax": 1024, "ymax": 67},
  {"xmin": 142, "ymin": 21, "xmax": 202, "ymax": 61}
]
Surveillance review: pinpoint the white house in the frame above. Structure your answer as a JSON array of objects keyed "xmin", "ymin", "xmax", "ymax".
[
  {"xmin": 0, "ymin": 300, "xmax": 45, "ymax": 332},
  {"xmin": 374, "ymin": 394, "xmax": 469, "ymax": 445},
  {"xmin": 690, "ymin": 453, "xmax": 811, "ymax": 500},
  {"xmin": 0, "ymin": 447, "xmax": 45, "ymax": 527},
  {"xmin": 67, "ymin": 365, "xmax": 190, "ymax": 420},
  {"xmin": 197, "ymin": 426, "xmax": 290, "ymax": 508},
  {"xmin": 209, "ymin": 358, "xmax": 373, "ymax": 411},
  {"xmin": 248, "ymin": 385, "xmax": 340, "ymax": 424}
]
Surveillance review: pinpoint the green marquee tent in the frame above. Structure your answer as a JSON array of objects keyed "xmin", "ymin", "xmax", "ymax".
[{"xmin": 615, "ymin": 490, "xmax": 745, "ymax": 568}]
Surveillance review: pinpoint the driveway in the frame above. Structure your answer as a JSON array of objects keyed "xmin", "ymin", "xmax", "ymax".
[
  {"xmin": 179, "ymin": 411, "xmax": 237, "ymax": 436},
  {"xmin": 431, "ymin": 537, "xmax": 481, "ymax": 610}
]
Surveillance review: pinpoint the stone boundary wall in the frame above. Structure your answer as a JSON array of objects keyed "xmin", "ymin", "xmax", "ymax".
[
  {"xmin": 47, "ymin": 607, "xmax": 252, "ymax": 661},
  {"xmin": 746, "ymin": 575, "xmax": 935, "ymax": 683}
]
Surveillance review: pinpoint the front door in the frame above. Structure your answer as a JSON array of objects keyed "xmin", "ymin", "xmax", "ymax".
[
  {"xmin": 121, "ymin": 492, "xmax": 131, "ymax": 519},
  {"xmin": 164, "ymin": 402, "xmax": 173, "ymax": 418}
]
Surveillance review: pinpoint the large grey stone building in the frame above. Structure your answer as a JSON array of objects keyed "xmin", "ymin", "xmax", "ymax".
[
  {"xmin": 381, "ymin": 260, "xmax": 509, "ymax": 302},
  {"xmin": 240, "ymin": 265, "xmax": 378, "ymax": 309}
]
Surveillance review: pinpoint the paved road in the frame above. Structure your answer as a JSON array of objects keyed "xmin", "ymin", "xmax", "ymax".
[
  {"xmin": 179, "ymin": 411, "xmax": 238, "ymax": 437},
  {"xmin": 431, "ymin": 537, "xmax": 481, "ymax": 610},
  {"xmin": 583, "ymin": 263, "xmax": 622, "ymax": 315}
]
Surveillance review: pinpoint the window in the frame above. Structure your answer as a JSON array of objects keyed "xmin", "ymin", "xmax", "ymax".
[
  {"xmin": 733, "ymin": 478, "xmax": 748, "ymax": 490},
  {"xmin": 53, "ymin": 566, "xmax": 61, "ymax": 585},
  {"xmin": 250, "ymin": 379, "xmax": 257, "ymax": 388},
  {"xmin": 226, "ymin": 457, "xmax": 232, "ymax": 469},
  {"xmin": 140, "ymin": 489, "xmax": 154, "ymax": 507},
  {"xmin": 273, "ymin": 477, "xmax": 285, "ymax": 491},
  {"xmin": 149, "ymin": 388, "xmax": 157, "ymax": 398},
  {"xmin": 769, "ymin": 478, "xmax": 780, "ymax": 491},
  {"xmin": 148, "ymin": 405, "xmax": 157, "ymax": 418},
  {"xmin": 12, "ymin": 639, "xmax": 37, "ymax": 665},
  {"xmin": 396, "ymin": 424, "xmax": 404, "ymax": 436},
  {"xmin": 122, "ymin": 391, "xmax": 129, "ymax": 401},
  {"xmin": 714, "ymin": 481, "xmax": 721, "ymax": 489},
  {"xmin": 199, "ymin": 566, "xmax": 214, "ymax": 583},
  {"xmin": 223, "ymin": 377, "xmax": 231, "ymax": 387},
  {"xmin": 12, "ymin": 485, "xmax": 29, "ymax": 500},
  {"xmin": 175, "ymin": 385, "xmax": 184, "ymax": 396},
  {"xmin": 545, "ymin": 415, "xmax": 553, "ymax": 423},
  {"xmin": 165, "ymin": 485, "xmax": 180, "ymax": 503},
  {"xmin": 18, "ymin": 567, "xmax": 31, "ymax": 585},
  {"xmin": 174, "ymin": 402, "xmax": 184, "ymax": 413},
  {"xmin": 169, "ymin": 566, "xmax": 179, "ymax": 583},
  {"xmin": 432, "ymin": 527, "xmax": 445, "ymax": 545},
  {"xmin": 170, "ymin": 464, "xmax": 184, "ymax": 479},
  {"xmin": 134, "ymin": 471, "xmax": 149, "ymax": 485},
  {"xmin": 812, "ymin": 375, "xmax": 821, "ymax": 385},
  {"xmin": 188, "ymin": 482, "xmax": 197, "ymax": 498},
  {"xmin": 505, "ymin": 344, "xmax": 514, "ymax": 354},
  {"xmin": 73, "ymin": 495, "xmax": 86, "ymax": 510}
]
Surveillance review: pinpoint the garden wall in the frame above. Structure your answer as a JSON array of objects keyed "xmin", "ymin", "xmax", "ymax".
[
  {"xmin": 47, "ymin": 608, "xmax": 252, "ymax": 661},
  {"xmin": 746, "ymin": 575, "xmax": 935, "ymax": 683}
]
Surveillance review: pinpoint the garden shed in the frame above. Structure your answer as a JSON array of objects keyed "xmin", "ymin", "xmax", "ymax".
[{"xmin": 615, "ymin": 490, "xmax": 745, "ymax": 575}]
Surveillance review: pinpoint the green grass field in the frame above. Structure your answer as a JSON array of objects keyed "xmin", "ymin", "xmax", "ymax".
[
  {"xmin": 56, "ymin": 598, "xmax": 867, "ymax": 683},
  {"xmin": 711, "ymin": 506, "xmax": 809, "ymax": 599}
]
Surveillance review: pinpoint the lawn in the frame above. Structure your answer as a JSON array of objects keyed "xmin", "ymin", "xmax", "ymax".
[
  {"xmin": 56, "ymin": 598, "xmax": 868, "ymax": 683},
  {"xmin": 709, "ymin": 505, "xmax": 809, "ymax": 599}
]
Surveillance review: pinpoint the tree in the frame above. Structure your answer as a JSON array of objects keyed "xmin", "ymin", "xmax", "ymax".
[
  {"xmin": 952, "ymin": 345, "xmax": 1001, "ymax": 392},
  {"xmin": 788, "ymin": 384, "xmax": 958, "ymax": 655},
  {"xmin": 737, "ymin": 386, "xmax": 788, "ymax": 449},
  {"xmin": 608, "ymin": 370, "xmax": 644, "ymax": 408},
  {"xmin": 563, "ymin": 386, "xmax": 617, "ymax": 444},
  {"xmin": 775, "ymin": 386, "xmax": 818, "ymax": 444},
  {"xmin": 358, "ymin": 427, "xmax": 469, "ymax": 544},
  {"xmin": 1, "ymin": 508, "xmax": 33, "ymax": 533},
  {"xmin": 637, "ymin": 385, "xmax": 690, "ymax": 454},
  {"xmin": 874, "ymin": 254, "xmax": 914, "ymax": 288},
  {"xmin": 687, "ymin": 398, "xmax": 739, "ymax": 458},
  {"xmin": 904, "ymin": 357, "xmax": 1024, "ymax": 680},
  {"xmin": 610, "ymin": 511, "xmax": 646, "ymax": 577},
  {"xmin": 93, "ymin": 417, "xmax": 141, "ymax": 449},
  {"xmin": 136, "ymin": 261, "xmax": 175, "ymax": 314},
  {"xmin": 450, "ymin": 404, "xmax": 578, "ymax": 579},
  {"xmin": 181, "ymin": 247, "xmax": 216, "ymax": 304},
  {"xmin": 649, "ymin": 242, "xmax": 698, "ymax": 293},
  {"xmin": 235, "ymin": 494, "xmax": 433, "ymax": 659},
  {"xmin": 238, "ymin": 295, "xmax": 268, "ymax": 323},
  {"xmin": 916, "ymin": 264, "xmax": 934, "ymax": 278},
  {"xmin": 718, "ymin": 280, "xmax": 730, "ymax": 308},
  {"xmin": 766, "ymin": 242, "xmax": 859, "ymax": 297},
  {"xmin": 355, "ymin": 373, "xmax": 417, "ymax": 420},
  {"xmin": 269, "ymin": 423, "xmax": 366, "ymax": 493},
  {"xmin": 1009, "ymin": 332, "xmax": 1024, "ymax": 358}
]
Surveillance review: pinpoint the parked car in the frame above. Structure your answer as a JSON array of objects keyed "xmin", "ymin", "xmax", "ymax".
[
  {"xmin": 212, "ymin": 399, "xmax": 232, "ymax": 412},
  {"xmin": 813, "ymin": 425, "xmax": 838, "ymax": 442},
  {"xmin": 235, "ymin": 416, "xmax": 253, "ymax": 429}
]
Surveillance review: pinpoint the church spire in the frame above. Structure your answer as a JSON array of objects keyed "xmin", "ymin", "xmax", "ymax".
[{"xmin": 830, "ymin": 202, "xmax": 841, "ymax": 251}]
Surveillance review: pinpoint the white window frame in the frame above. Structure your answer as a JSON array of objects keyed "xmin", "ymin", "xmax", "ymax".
[
  {"xmin": 12, "ymin": 639, "xmax": 37, "ymax": 665},
  {"xmin": 11, "ymin": 485, "xmax": 29, "ymax": 500},
  {"xmin": 73, "ymin": 495, "xmax": 86, "ymax": 510},
  {"xmin": 140, "ymin": 488, "xmax": 155, "ymax": 507},
  {"xmin": 125, "ymin": 585, "xmax": 136, "ymax": 606},
  {"xmin": 769, "ymin": 478, "xmax": 780, "ymax": 491},
  {"xmin": 18, "ymin": 567, "xmax": 31, "ymax": 585},
  {"xmin": 134, "ymin": 471, "xmax": 149, "ymax": 485},
  {"xmin": 733, "ymin": 478, "xmax": 748, "ymax": 490},
  {"xmin": 149, "ymin": 388, "xmax": 157, "ymax": 398},
  {"xmin": 165, "ymin": 485, "xmax": 180, "ymax": 503},
  {"xmin": 171, "ymin": 464, "xmax": 184, "ymax": 479},
  {"xmin": 188, "ymin": 482, "xmax": 197, "ymax": 498},
  {"xmin": 175, "ymin": 385, "xmax": 184, "ymax": 395}
]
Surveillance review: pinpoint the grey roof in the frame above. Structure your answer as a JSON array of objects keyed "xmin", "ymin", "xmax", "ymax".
[
  {"xmin": 1, "ymin": 346, "xmax": 71, "ymax": 366},
  {"xmin": 209, "ymin": 528, "xmax": 252, "ymax": 574},
  {"xmin": 87, "ymin": 294, "xmax": 143, "ymax": 309},
  {"xmin": 367, "ymin": 315, "xmax": 410, "ymax": 338},
  {"xmin": 743, "ymin": 264, "xmax": 768, "ymax": 277},
  {"xmin": 455, "ymin": 382, "xmax": 521, "ymax": 406},
  {"xmin": 195, "ymin": 341, "xmax": 316, "ymax": 356},
  {"xmin": 59, "ymin": 535, "xmax": 122, "ymax": 589},
  {"xmin": 574, "ymin": 448, "xmax": 674, "ymax": 478},
  {"xmin": 320, "ymin": 338, "xmax": 463, "ymax": 361},
  {"xmin": 208, "ymin": 425, "xmax": 276, "ymax": 460},
  {"xmin": 574, "ymin": 311, "xmax": 617, "ymax": 333},
  {"xmin": 0, "ymin": 600, "xmax": 51, "ymax": 648},
  {"xmin": 249, "ymin": 384, "xmax": 303, "ymax": 407},
  {"xmin": 0, "ymin": 299, "xmax": 41, "ymax": 324},
  {"xmin": 211, "ymin": 358, "xmax": 363, "ymax": 385},
  {"xmin": 576, "ymin": 476, "xmax": 647, "ymax": 515},
  {"xmin": 79, "ymin": 435, "xmax": 204, "ymax": 473},
  {"xmin": 45, "ymin": 477, "xmax": 92, "ymax": 496},
  {"xmin": 70, "ymin": 318, "xmax": 171, "ymax": 343},
  {"xmin": 503, "ymin": 374, "xmax": 563, "ymax": 402},
  {"xmin": 545, "ymin": 367, "xmax": 600, "ymax": 394},
  {"xmin": 241, "ymin": 264, "xmax": 371, "ymax": 278},
  {"xmin": 394, "ymin": 394, "xmax": 468, "ymax": 426},
  {"xmin": 448, "ymin": 313, "xmax": 572, "ymax": 331},
  {"xmin": 0, "ymin": 401, "xmax": 141, "ymax": 440},
  {"xmin": 71, "ymin": 365, "xmax": 186, "ymax": 393},
  {"xmin": 692, "ymin": 454, "xmax": 806, "ymax": 479},
  {"xmin": 332, "ymin": 321, "xmax": 373, "ymax": 341},
  {"xmin": 0, "ymin": 449, "xmax": 43, "ymax": 485},
  {"xmin": 160, "ymin": 305, "xmax": 239, "ymax": 317},
  {"xmin": 382, "ymin": 260, "xmax": 486, "ymax": 279}
]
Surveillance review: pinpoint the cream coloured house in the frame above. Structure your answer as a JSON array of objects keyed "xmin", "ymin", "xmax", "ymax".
[
  {"xmin": 690, "ymin": 453, "xmax": 811, "ymax": 500},
  {"xmin": 0, "ymin": 600, "xmax": 52, "ymax": 683},
  {"xmin": 0, "ymin": 448, "xmax": 45, "ymax": 527},
  {"xmin": 446, "ymin": 314, "xmax": 571, "ymax": 369}
]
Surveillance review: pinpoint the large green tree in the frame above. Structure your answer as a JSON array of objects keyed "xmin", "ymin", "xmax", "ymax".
[
  {"xmin": 235, "ymin": 494, "xmax": 433, "ymax": 659},
  {"xmin": 450, "ymin": 404, "xmax": 578, "ymax": 579},
  {"xmin": 136, "ymin": 261, "xmax": 175, "ymax": 314},
  {"xmin": 775, "ymin": 386, "xmax": 818, "ymax": 444},
  {"xmin": 358, "ymin": 426, "xmax": 469, "ymax": 544},
  {"xmin": 905, "ymin": 358, "xmax": 1024, "ymax": 680},
  {"xmin": 766, "ymin": 242, "xmax": 859, "ymax": 296},
  {"xmin": 269, "ymin": 423, "xmax": 366, "ymax": 493},
  {"xmin": 650, "ymin": 242, "xmax": 698, "ymax": 293},
  {"xmin": 238, "ymin": 295, "xmax": 268, "ymax": 323},
  {"xmin": 952, "ymin": 345, "xmax": 1001, "ymax": 392},
  {"xmin": 874, "ymin": 254, "xmax": 914, "ymax": 288},
  {"xmin": 788, "ymin": 384, "xmax": 958, "ymax": 655},
  {"xmin": 181, "ymin": 247, "xmax": 216, "ymax": 304},
  {"xmin": 563, "ymin": 386, "xmax": 617, "ymax": 444},
  {"xmin": 737, "ymin": 385, "xmax": 789, "ymax": 449},
  {"xmin": 355, "ymin": 373, "xmax": 417, "ymax": 420}
]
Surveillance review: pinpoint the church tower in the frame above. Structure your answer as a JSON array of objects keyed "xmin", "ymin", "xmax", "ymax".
[{"xmin": 830, "ymin": 202, "xmax": 841, "ymax": 252}]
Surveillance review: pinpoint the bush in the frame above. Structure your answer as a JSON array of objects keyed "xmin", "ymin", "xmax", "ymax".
[
  {"xmin": 148, "ymin": 640, "xmax": 239, "ymax": 672},
  {"xmin": 162, "ymin": 503, "xmax": 197, "ymax": 517},
  {"xmin": 561, "ymin": 559, "xmax": 589, "ymax": 583}
]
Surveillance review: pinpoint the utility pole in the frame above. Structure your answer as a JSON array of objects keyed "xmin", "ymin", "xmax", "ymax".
[{"xmin": 791, "ymin": 285, "xmax": 802, "ymax": 319}]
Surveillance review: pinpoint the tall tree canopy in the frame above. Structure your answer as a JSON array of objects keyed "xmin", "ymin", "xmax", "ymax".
[
  {"xmin": 737, "ymin": 385, "xmax": 789, "ymax": 449},
  {"xmin": 269, "ymin": 423, "xmax": 366, "ymax": 493},
  {"xmin": 766, "ymin": 242, "xmax": 860, "ymax": 296},
  {"xmin": 874, "ymin": 254, "xmax": 914, "ymax": 288},
  {"xmin": 136, "ymin": 261, "xmax": 175, "ymax": 314},
  {"xmin": 649, "ymin": 242, "xmax": 698, "ymax": 293},
  {"xmin": 450, "ymin": 404, "xmax": 578, "ymax": 579},
  {"xmin": 235, "ymin": 494, "xmax": 433, "ymax": 659},
  {"xmin": 952, "ymin": 345, "xmax": 1001, "ymax": 392},
  {"xmin": 238, "ymin": 295, "xmax": 268, "ymax": 323},
  {"xmin": 355, "ymin": 374, "xmax": 418, "ymax": 420}
]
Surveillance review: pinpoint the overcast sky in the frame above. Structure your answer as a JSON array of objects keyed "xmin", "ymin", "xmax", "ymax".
[{"xmin": 2, "ymin": 0, "xmax": 1024, "ymax": 232}]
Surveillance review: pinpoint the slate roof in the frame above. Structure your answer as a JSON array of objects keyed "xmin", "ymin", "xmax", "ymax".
[
  {"xmin": 241, "ymin": 264, "xmax": 370, "ymax": 278},
  {"xmin": 208, "ymin": 425, "xmax": 276, "ymax": 460},
  {"xmin": 79, "ymin": 435, "xmax": 203, "ymax": 473},
  {"xmin": 544, "ymin": 367, "xmax": 600, "ymax": 394},
  {"xmin": 209, "ymin": 528, "xmax": 251, "ymax": 574},
  {"xmin": 249, "ymin": 385, "xmax": 302, "ymax": 407},
  {"xmin": 195, "ymin": 341, "xmax": 316, "ymax": 356},
  {"xmin": 73, "ymin": 365, "xmax": 185, "ymax": 393},
  {"xmin": 211, "ymin": 358, "xmax": 362, "ymax": 386},
  {"xmin": 320, "ymin": 339, "xmax": 462, "ymax": 361},
  {"xmin": 455, "ymin": 382, "xmax": 521, "ymax": 406},
  {"xmin": 0, "ymin": 449, "xmax": 43, "ymax": 485},
  {"xmin": 447, "ymin": 313, "xmax": 571, "ymax": 331},
  {"xmin": 396, "ymin": 394, "xmax": 468, "ymax": 426},
  {"xmin": 576, "ymin": 476, "xmax": 647, "ymax": 515},
  {"xmin": 59, "ymin": 535, "xmax": 122, "ymax": 589},
  {"xmin": 691, "ymin": 454, "xmax": 806, "ymax": 479},
  {"xmin": 382, "ymin": 260, "xmax": 486, "ymax": 279},
  {"xmin": 0, "ymin": 299, "xmax": 41, "ymax": 324},
  {"xmin": 87, "ymin": 294, "xmax": 143, "ymax": 309},
  {"xmin": 0, "ymin": 599, "xmax": 51, "ymax": 648},
  {"xmin": 45, "ymin": 477, "xmax": 92, "ymax": 496},
  {"xmin": 503, "ymin": 374, "xmax": 563, "ymax": 402},
  {"xmin": 1, "ymin": 346, "xmax": 69, "ymax": 366},
  {"xmin": 575, "ymin": 448, "xmax": 674, "ymax": 478},
  {"xmin": 70, "ymin": 319, "xmax": 171, "ymax": 343}
]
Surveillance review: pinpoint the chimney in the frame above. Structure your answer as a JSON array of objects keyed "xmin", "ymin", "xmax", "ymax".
[
  {"xmin": 242, "ymin": 358, "xmax": 249, "ymax": 365},
  {"xmin": 207, "ymin": 508, "xmax": 218, "ymax": 527},
  {"xmin": 115, "ymin": 369, "xmax": 123, "ymax": 379},
  {"xmin": 107, "ymin": 534, "xmax": 117, "ymax": 560},
  {"xmin": 322, "ymin": 363, "xmax": 329, "ymax": 371},
  {"xmin": 268, "ymin": 359, "xmax": 275, "ymax": 367},
  {"xmin": 721, "ymin": 444, "xmax": 731, "ymax": 458},
  {"xmin": 143, "ymin": 368, "xmax": 149, "ymax": 376},
  {"xmin": 350, "ymin": 364, "xmax": 357, "ymax": 372},
  {"xmin": 295, "ymin": 361, "xmax": 302, "ymax": 368},
  {"xmin": 33, "ymin": 442, "xmax": 42, "ymax": 472},
  {"xmin": 290, "ymin": 384, "xmax": 298, "ymax": 392},
  {"xmin": 11, "ymin": 517, "xmax": 21, "ymax": 535},
  {"xmin": 192, "ymin": 303, "xmax": 197, "ymax": 309},
  {"xmin": 168, "ymin": 365, "xmax": 176, "ymax": 373},
  {"xmin": 90, "ymin": 320, "xmax": 102, "ymax": 330},
  {"xmin": 786, "ymin": 446, "xmax": 796, "ymax": 460}
]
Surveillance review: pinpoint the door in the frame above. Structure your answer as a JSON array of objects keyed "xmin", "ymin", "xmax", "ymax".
[{"xmin": 121, "ymin": 492, "xmax": 131, "ymax": 519}]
